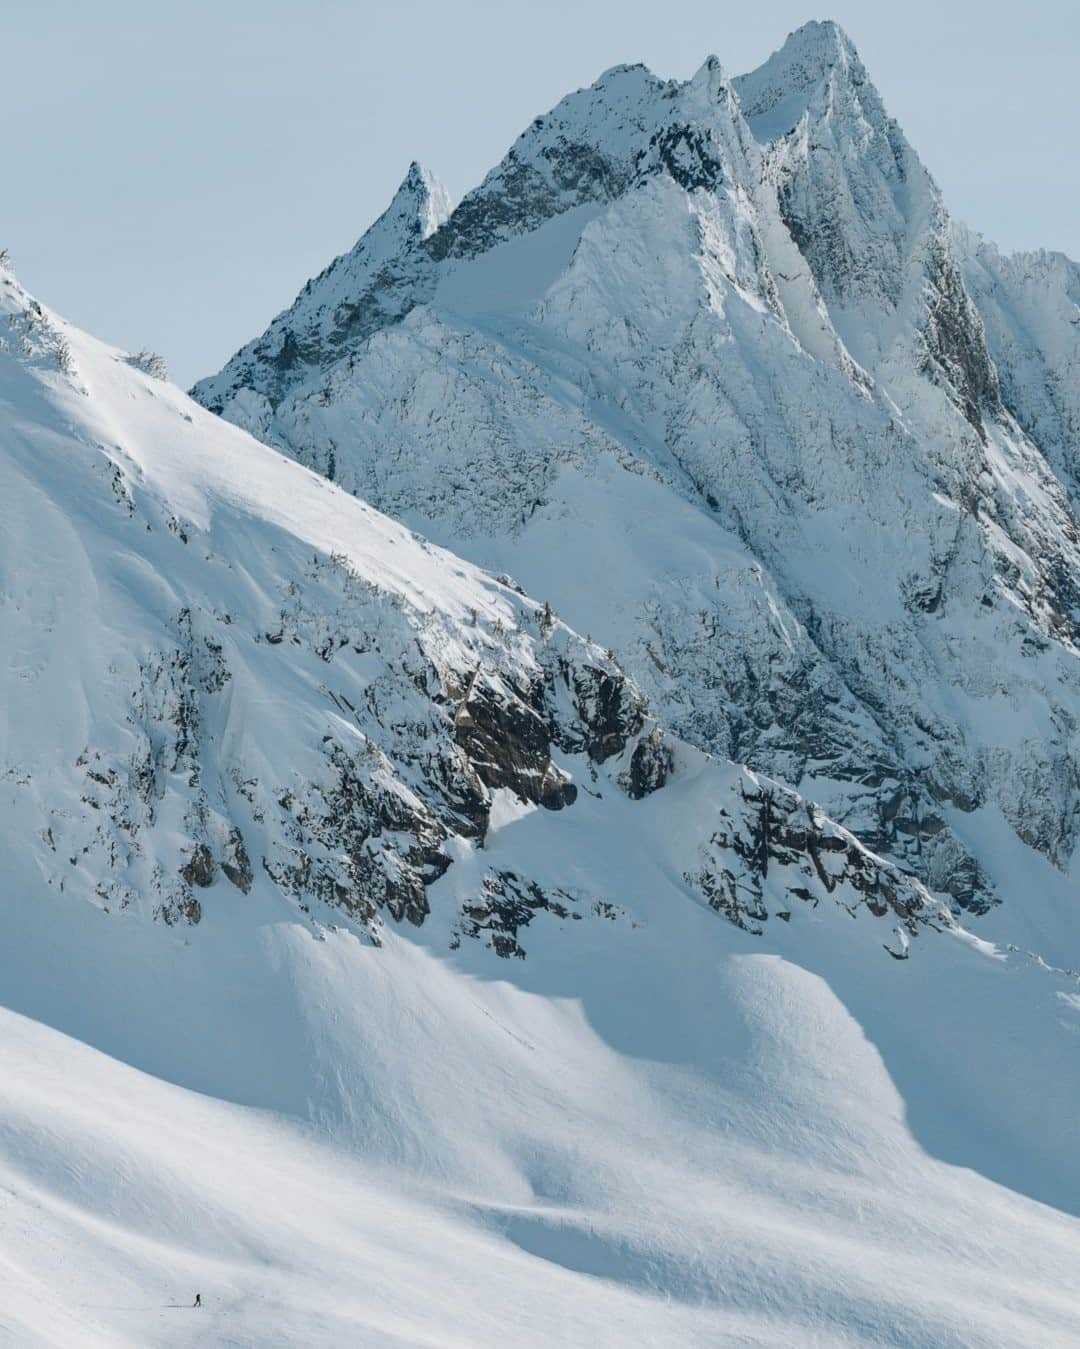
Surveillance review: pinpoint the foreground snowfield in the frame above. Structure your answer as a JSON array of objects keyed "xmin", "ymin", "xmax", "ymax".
[
  {"xmin": 1, "ymin": 205, "xmax": 1080, "ymax": 1349},
  {"xmin": 4, "ymin": 849, "xmax": 1080, "ymax": 1349}
]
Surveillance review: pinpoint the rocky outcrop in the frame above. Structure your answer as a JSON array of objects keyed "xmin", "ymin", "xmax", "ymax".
[
  {"xmin": 455, "ymin": 869, "xmax": 581, "ymax": 959},
  {"xmin": 623, "ymin": 726, "xmax": 673, "ymax": 800},
  {"xmin": 179, "ymin": 844, "xmax": 215, "ymax": 889},
  {"xmin": 686, "ymin": 772, "xmax": 931, "ymax": 938},
  {"xmin": 453, "ymin": 672, "xmax": 577, "ymax": 810}
]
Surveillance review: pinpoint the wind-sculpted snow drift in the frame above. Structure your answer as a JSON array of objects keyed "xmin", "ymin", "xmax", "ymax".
[
  {"xmin": 197, "ymin": 20, "xmax": 1080, "ymax": 949},
  {"xmin": 2, "ymin": 20, "xmax": 1080, "ymax": 1349}
]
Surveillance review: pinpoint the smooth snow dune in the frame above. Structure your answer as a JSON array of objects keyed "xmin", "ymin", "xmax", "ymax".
[{"xmin": 2, "ymin": 831, "xmax": 1080, "ymax": 1348}]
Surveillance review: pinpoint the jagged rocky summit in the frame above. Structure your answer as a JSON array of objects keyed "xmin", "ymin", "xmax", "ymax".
[{"xmin": 194, "ymin": 20, "xmax": 1080, "ymax": 955}]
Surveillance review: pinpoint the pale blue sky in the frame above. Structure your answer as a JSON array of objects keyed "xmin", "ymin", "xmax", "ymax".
[{"xmin": 6, "ymin": 0, "xmax": 1077, "ymax": 386}]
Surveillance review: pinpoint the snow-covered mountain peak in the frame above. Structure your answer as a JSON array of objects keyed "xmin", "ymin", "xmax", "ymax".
[
  {"xmin": 190, "ymin": 159, "xmax": 452, "ymax": 423},
  {"xmin": 755, "ymin": 18, "xmax": 858, "ymax": 76},
  {"xmin": 736, "ymin": 20, "xmax": 1006, "ymax": 433},
  {"xmin": 734, "ymin": 18, "xmax": 912, "ymax": 252},
  {"xmin": 734, "ymin": 21, "xmax": 864, "ymax": 141},
  {"xmin": 308, "ymin": 155, "xmax": 449, "ymax": 295},
  {"xmin": 192, "ymin": 27, "xmax": 1080, "ymax": 952},
  {"xmin": 687, "ymin": 53, "xmax": 730, "ymax": 91},
  {"xmin": 386, "ymin": 159, "xmax": 453, "ymax": 240},
  {"xmin": 592, "ymin": 60, "xmax": 656, "ymax": 87}
]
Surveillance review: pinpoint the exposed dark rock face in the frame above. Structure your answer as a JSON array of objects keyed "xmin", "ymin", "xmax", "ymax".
[
  {"xmin": 221, "ymin": 828, "xmax": 253, "ymax": 894},
  {"xmin": 459, "ymin": 751, "xmax": 938, "ymax": 961},
  {"xmin": 687, "ymin": 773, "xmax": 930, "ymax": 938},
  {"xmin": 920, "ymin": 236, "xmax": 1003, "ymax": 433},
  {"xmin": 624, "ymin": 726, "xmax": 673, "ymax": 800},
  {"xmin": 552, "ymin": 660, "xmax": 645, "ymax": 763},
  {"xmin": 262, "ymin": 741, "xmax": 450, "ymax": 928},
  {"xmin": 179, "ymin": 844, "xmax": 215, "ymax": 888},
  {"xmin": 427, "ymin": 144, "xmax": 628, "ymax": 262},
  {"xmin": 454, "ymin": 673, "xmax": 577, "ymax": 810},
  {"xmin": 457, "ymin": 869, "xmax": 581, "ymax": 959},
  {"xmin": 158, "ymin": 893, "xmax": 202, "ymax": 926},
  {"xmin": 640, "ymin": 125, "xmax": 725, "ymax": 193}
]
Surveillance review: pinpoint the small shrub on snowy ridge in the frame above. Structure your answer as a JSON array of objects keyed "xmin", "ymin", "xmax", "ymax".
[{"xmin": 127, "ymin": 348, "xmax": 168, "ymax": 381}]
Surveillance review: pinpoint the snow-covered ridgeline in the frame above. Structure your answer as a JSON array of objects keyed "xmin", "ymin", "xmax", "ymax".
[
  {"xmin": 0, "ymin": 263, "xmax": 937, "ymax": 950},
  {"xmin": 193, "ymin": 23, "xmax": 1080, "ymax": 943}
]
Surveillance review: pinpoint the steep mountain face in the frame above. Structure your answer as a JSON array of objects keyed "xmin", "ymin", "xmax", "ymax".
[
  {"xmin": 1, "ymin": 263, "xmax": 940, "ymax": 953},
  {"xmin": 208, "ymin": 161, "xmax": 451, "ymax": 426},
  {"xmin": 4, "ymin": 259, "xmax": 1080, "ymax": 1349},
  {"xmin": 194, "ymin": 22, "xmax": 1080, "ymax": 942},
  {"xmin": 957, "ymin": 226, "xmax": 1080, "ymax": 499},
  {"xmin": 734, "ymin": 21, "xmax": 1003, "ymax": 431}
]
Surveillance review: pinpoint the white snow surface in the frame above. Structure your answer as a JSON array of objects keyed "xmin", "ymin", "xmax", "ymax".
[
  {"xmin": 5, "ymin": 22, "xmax": 1080, "ymax": 1347},
  {"xmin": 2, "ymin": 235, "xmax": 1080, "ymax": 1349}
]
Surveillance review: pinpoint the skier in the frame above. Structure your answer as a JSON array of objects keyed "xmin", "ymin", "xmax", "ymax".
[{"xmin": 194, "ymin": 1293, "xmax": 202, "ymax": 1308}]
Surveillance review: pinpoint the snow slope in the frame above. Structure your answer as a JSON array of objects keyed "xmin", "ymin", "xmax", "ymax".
[
  {"xmin": 4, "ymin": 880, "xmax": 1080, "ymax": 1349},
  {"xmin": 2, "ymin": 237, "xmax": 1080, "ymax": 1344},
  {"xmin": 194, "ymin": 21, "xmax": 1080, "ymax": 949}
]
